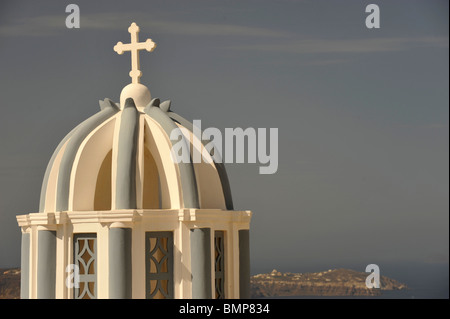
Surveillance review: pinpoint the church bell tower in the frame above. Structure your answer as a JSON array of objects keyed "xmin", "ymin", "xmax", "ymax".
[{"xmin": 16, "ymin": 23, "xmax": 252, "ymax": 299}]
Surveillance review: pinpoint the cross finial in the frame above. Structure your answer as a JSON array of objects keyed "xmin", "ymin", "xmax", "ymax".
[{"xmin": 114, "ymin": 22, "xmax": 156, "ymax": 84}]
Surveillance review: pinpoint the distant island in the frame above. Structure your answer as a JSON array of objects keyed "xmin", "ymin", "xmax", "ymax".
[
  {"xmin": 251, "ymin": 268, "xmax": 408, "ymax": 298},
  {"xmin": 0, "ymin": 268, "xmax": 20, "ymax": 299},
  {"xmin": 1, "ymin": 267, "xmax": 407, "ymax": 299}
]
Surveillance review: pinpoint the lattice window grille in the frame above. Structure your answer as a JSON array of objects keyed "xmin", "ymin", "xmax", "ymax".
[
  {"xmin": 145, "ymin": 231, "xmax": 174, "ymax": 299},
  {"xmin": 73, "ymin": 234, "xmax": 97, "ymax": 299},
  {"xmin": 214, "ymin": 231, "xmax": 225, "ymax": 299}
]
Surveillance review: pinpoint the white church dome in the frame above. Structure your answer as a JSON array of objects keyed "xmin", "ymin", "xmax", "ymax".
[{"xmin": 38, "ymin": 96, "xmax": 234, "ymax": 213}]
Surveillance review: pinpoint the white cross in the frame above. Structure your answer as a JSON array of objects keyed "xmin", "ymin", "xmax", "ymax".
[{"xmin": 114, "ymin": 22, "xmax": 156, "ymax": 84}]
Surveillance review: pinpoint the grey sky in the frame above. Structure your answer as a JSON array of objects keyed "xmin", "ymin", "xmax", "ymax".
[{"xmin": 0, "ymin": 0, "xmax": 448, "ymax": 280}]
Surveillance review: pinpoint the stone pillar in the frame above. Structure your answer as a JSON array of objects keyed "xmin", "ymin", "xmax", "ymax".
[
  {"xmin": 20, "ymin": 231, "xmax": 30, "ymax": 299},
  {"xmin": 190, "ymin": 228, "xmax": 212, "ymax": 299},
  {"xmin": 37, "ymin": 230, "xmax": 57, "ymax": 299},
  {"xmin": 239, "ymin": 229, "xmax": 250, "ymax": 299},
  {"xmin": 109, "ymin": 226, "xmax": 132, "ymax": 298}
]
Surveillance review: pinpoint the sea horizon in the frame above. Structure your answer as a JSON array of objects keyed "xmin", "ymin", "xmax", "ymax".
[
  {"xmin": 252, "ymin": 260, "xmax": 449, "ymax": 299},
  {"xmin": 1, "ymin": 260, "xmax": 448, "ymax": 299}
]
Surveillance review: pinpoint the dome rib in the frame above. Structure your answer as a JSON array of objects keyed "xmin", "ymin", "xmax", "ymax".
[
  {"xmin": 39, "ymin": 122, "xmax": 82, "ymax": 212},
  {"xmin": 168, "ymin": 111, "xmax": 234, "ymax": 210},
  {"xmin": 144, "ymin": 102, "xmax": 199, "ymax": 209},
  {"xmin": 54, "ymin": 102, "xmax": 119, "ymax": 212},
  {"xmin": 114, "ymin": 98, "xmax": 139, "ymax": 209}
]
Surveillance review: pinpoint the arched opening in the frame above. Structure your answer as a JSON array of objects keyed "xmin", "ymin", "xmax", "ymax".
[
  {"xmin": 94, "ymin": 150, "xmax": 112, "ymax": 211},
  {"xmin": 143, "ymin": 118, "xmax": 182, "ymax": 209},
  {"xmin": 70, "ymin": 117, "xmax": 116, "ymax": 211},
  {"xmin": 143, "ymin": 147, "xmax": 160, "ymax": 209}
]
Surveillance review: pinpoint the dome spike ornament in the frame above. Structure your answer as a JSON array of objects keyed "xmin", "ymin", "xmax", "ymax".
[{"xmin": 114, "ymin": 22, "xmax": 156, "ymax": 84}]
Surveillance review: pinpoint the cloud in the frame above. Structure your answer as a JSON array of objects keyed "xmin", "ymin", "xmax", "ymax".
[
  {"xmin": 0, "ymin": 12, "xmax": 288, "ymax": 38},
  {"xmin": 85, "ymin": 13, "xmax": 288, "ymax": 38},
  {"xmin": 0, "ymin": 15, "xmax": 63, "ymax": 37},
  {"xmin": 2, "ymin": 11, "xmax": 446, "ymax": 55},
  {"xmin": 227, "ymin": 36, "xmax": 449, "ymax": 54}
]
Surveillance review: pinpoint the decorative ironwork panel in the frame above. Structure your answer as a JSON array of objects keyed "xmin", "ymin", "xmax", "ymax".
[
  {"xmin": 145, "ymin": 231, "xmax": 174, "ymax": 299},
  {"xmin": 214, "ymin": 231, "xmax": 225, "ymax": 299},
  {"xmin": 73, "ymin": 233, "xmax": 97, "ymax": 299}
]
